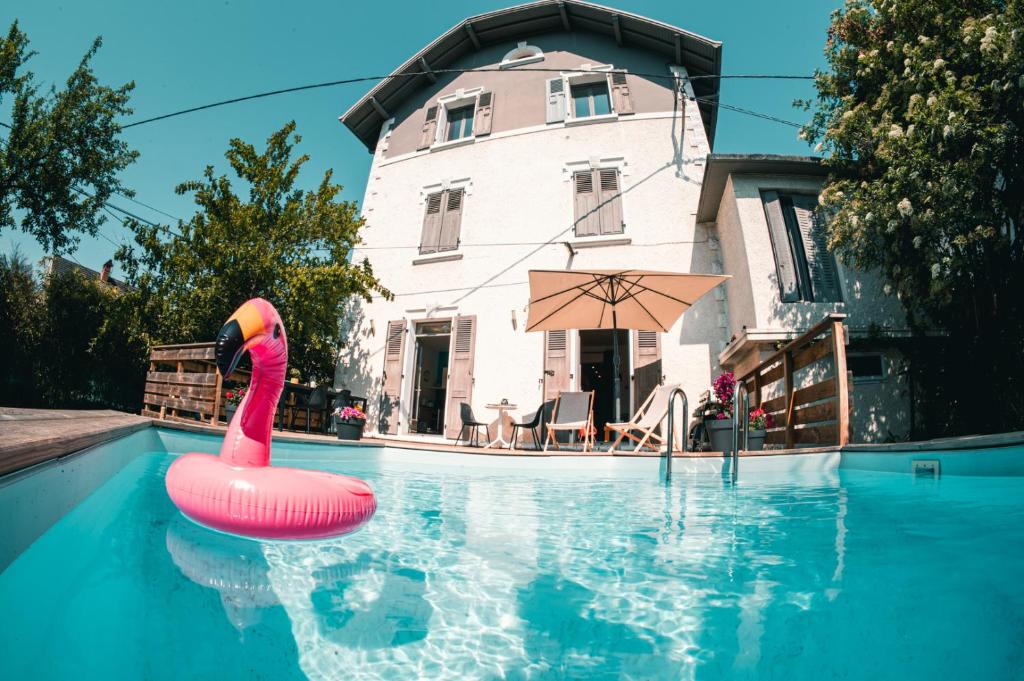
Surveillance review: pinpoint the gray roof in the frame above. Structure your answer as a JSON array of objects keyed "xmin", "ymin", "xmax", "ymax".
[
  {"xmin": 47, "ymin": 255, "xmax": 133, "ymax": 293},
  {"xmin": 696, "ymin": 153, "xmax": 826, "ymax": 222},
  {"xmin": 340, "ymin": 0, "xmax": 723, "ymax": 151}
]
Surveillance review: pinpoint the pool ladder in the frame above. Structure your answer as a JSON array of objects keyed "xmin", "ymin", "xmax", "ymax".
[
  {"xmin": 664, "ymin": 388, "xmax": 688, "ymax": 481},
  {"xmin": 663, "ymin": 384, "xmax": 748, "ymax": 483}
]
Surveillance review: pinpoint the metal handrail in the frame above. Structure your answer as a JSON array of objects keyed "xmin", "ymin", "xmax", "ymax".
[
  {"xmin": 664, "ymin": 388, "xmax": 688, "ymax": 481},
  {"xmin": 730, "ymin": 383, "xmax": 749, "ymax": 482}
]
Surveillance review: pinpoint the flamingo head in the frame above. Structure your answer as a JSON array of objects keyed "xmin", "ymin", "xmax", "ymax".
[{"xmin": 215, "ymin": 298, "xmax": 287, "ymax": 378}]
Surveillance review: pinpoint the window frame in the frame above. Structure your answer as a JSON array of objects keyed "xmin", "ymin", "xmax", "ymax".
[
  {"xmin": 559, "ymin": 65, "xmax": 619, "ymax": 125},
  {"xmin": 445, "ymin": 104, "xmax": 475, "ymax": 142},
  {"xmin": 568, "ymin": 160, "xmax": 627, "ymax": 239},
  {"xmin": 570, "ymin": 80, "xmax": 612, "ymax": 119},
  {"xmin": 847, "ymin": 352, "xmax": 886, "ymax": 384},
  {"xmin": 418, "ymin": 181, "xmax": 470, "ymax": 257},
  {"xmin": 429, "ymin": 88, "xmax": 487, "ymax": 150}
]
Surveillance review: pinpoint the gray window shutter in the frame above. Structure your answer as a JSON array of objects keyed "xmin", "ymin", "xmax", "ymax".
[
  {"xmin": 546, "ymin": 78, "xmax": 566, "ymax": 123},
  {"xmin": 573, "ymin": 171, "xmax": 600, "ymax": 236},
  {"xmin": 419, "ymin": 192, "xmax": 444, "ymax": 254},
  {"xmin": 610, "ymin": 71, "xmax": 634, "ymax": 114},
  {"xmin": 597, "ymin": 168, "xmax": 623, "ymax": 235},
  {"xmin": 439, "ymin": 188, "xmax": 464, "ymax": 251},
  {"xmin": 761, "ymin": 191, "xmax": 801, "ymax": 302},
  {"xmin": 474, "ymin": 91, "xmax": 493, "ymax": 136},
  {"xmin": 379, "ymin": 319, "xmax": 406, "ymax": 434},
  {"xmin": 417, "ymin": 106, "xmax": 438, "ymax": 150},
  {"xmin": 790, "ymin": 194, "xmax": 841, "ymax": 302}
]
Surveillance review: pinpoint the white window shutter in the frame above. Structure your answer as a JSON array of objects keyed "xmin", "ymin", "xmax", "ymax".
[
  {"xmin": 546, "ymin": 78, "xmax": 566, "ymax": 123},
  {"xmin": 474, "ymin": 91, "xmax": 493, "ymax": 136}
]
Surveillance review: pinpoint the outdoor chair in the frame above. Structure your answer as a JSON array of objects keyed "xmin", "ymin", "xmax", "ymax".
[
  {"xmin": 509, "ymin": 400, "xmax": 554, "ymax": 451},
  {"xmin": 292, "ymin": 385, "xmax": 329, "ymax": 434},
  {"xmin": 543, "ymin": 391, "xmax": 595, "ymax": 453},
  {"xmin": 606, "ymin": 383, "xmax": 681, "ymax": 454},
  {"xmin": 455, "ymin": 402, "xmax": 490, "ymax": 447}
]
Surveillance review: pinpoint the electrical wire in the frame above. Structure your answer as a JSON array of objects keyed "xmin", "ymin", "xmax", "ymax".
[
  {"xmin": 113, "ymin": 192, "xmax": 182, "ymax": 222},
  {"xmin": 121, "ymin": 69, "xmax": 813, "ymax": 129}
]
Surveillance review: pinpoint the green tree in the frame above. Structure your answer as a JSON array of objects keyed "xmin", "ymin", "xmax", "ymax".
[
  {"xmin": 802, "ymin": 0, "xmax": 1024, "ymax": 435},
  {"xmin": 121, "ymin": 122, "xmax": 391, "ymax": 383},
  {"xmin": 0, "ymin": 248, "xmax": 43, "ymax": 405},
  {"xmin": 0, "ymin": 21, "xmax": 137, "ymax": 254}
]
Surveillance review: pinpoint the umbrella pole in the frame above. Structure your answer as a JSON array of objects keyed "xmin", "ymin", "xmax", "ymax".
[{"xmin": 612, "ymin": 310, "xmax": 622, "ymax": 423}]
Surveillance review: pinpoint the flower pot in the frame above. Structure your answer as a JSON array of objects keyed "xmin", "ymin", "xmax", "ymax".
[
  {"xmin": 706, "ymin": 418, "xmax": 735, "ymax": 455},
  {"xmin": 747, "ymin": 428, "xmax": 767, "ymax": 451},
  {"xmin": 224, "ymin": 404, "xmax": 237, "ymax": 423},
  {"xmin": 335, "ymin": 417, "xmax": 365, "ymax": 441}
]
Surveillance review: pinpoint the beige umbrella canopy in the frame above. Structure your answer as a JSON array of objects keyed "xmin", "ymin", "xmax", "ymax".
[{"xmin": 526, "ymin": 269, "xmax": 729, "ymax": 419}]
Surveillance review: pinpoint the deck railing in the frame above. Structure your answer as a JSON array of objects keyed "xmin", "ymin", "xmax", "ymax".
[
  {"xmin": 738, "ymin": 313, "xmax": 851, "ymax": 448},
  {"xmin": 142, "ymin": 342, "xmax": 248, "ymax": 425}
]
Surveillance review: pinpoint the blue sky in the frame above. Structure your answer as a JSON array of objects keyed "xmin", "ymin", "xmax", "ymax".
[{"xmin": 1, "ymin": 0, "xmax": 839, "ymax": 276}]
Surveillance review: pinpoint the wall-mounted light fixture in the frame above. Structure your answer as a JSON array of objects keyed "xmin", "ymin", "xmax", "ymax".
[
  {"xmin": 369, "ymin": 319, "xmax": 376, "ymax": 336},
  {"xmin": 511, "ymin": 309, "xmax": 518, "ymax": 330}
]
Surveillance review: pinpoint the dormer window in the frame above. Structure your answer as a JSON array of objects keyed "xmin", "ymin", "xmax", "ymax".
[
  {"xmin": 446, "ymin": 105, "xmax": 475, "ymax": 141},
  {"xmin": 500, "ymin": 41, "xmax": 544, "ymax": 69}
]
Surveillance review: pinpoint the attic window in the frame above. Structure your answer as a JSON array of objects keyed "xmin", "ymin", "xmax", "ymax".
[{"xmin": 500, "ymin": 42, "xmax": 544, "ymax": 69}]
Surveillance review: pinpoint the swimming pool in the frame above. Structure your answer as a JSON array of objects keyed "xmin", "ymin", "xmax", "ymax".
[{"xmin": 1, "ymin": 429, "xmax": 1022, "ymax": 680}]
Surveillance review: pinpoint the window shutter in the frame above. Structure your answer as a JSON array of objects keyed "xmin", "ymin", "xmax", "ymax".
[
  {"xmin": 573, "ymin": 171, "xmax": 600, "ymax": 236},
  {"xmin": 546, "ymin": 78, "xmax": 566, "ymax": 123},
  {"xmin": 417, "ymin": 106, "xmax": 439, "ymax": 150},
  {"xmin": 632, "ymin": 331, "xmax": 662, "ymax": 415},
  {"xmin": 379, "ymin": 319, "xmax": 406, "ymax": 434},
  {"xmin": 444, "ymin": 315, "xmax": 477, "ymax": 438},
  {"xmin": 761, "ymin": 191, "xmax": 801, "ymax": 302},
  {"xmin": 439, "ymin": 188, "xmax": 464, "ymax": 251},
  {"xmin": 610, "ymin": 71, "xmax": 634, "ymax": 114},
  {"xmin": 790, "ymin": 194, "xmax": 842, "ymax": 302},
  {"xmin": 474, "ymin": 91, "xmax": 493, "ymax": 136},
  {"xmin": 597, "ymin": 168, "xmax": 624, "ymax": 235},
  {"xmin": 419, "ymin": 192, "xmax": 444, "ymax": 254},
  {"xmin": 543, "ymin": 330, "xmax": 570, "ymax": 401}
]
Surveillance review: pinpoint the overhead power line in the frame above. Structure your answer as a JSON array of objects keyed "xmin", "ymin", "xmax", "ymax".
[{"xmin": 121, "ymin": 69, "xmax": 813, "ymax": 129}]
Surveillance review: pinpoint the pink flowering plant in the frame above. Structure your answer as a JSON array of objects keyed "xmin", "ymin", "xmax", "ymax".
[
  {"xmin": 710, "ymin": 371, "xmax": 736, "ymax": 420},
  {"xmin": 748, "ymin": 407, "xmax": 773, "ymax": 430},
  {"xmin": 333, "ymin": 405, "xmax": 366, "ymax": 422}
]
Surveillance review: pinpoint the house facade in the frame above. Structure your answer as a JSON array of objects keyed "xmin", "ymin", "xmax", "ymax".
[
  {"xmin": 697, "ymin": 155, "xmax": 913, "ymax": 443},
  {"xmin": 337, "ymin": 0, "xmax": 910, "ymax": 444}
]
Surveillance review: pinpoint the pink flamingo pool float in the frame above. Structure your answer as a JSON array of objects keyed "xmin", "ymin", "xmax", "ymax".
[{"xmin": 165, "ymin": 298, "xmax": 376, "ymax": 540}]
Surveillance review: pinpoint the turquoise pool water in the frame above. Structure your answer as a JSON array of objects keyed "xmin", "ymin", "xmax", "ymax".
[{"xmin": 1, "ymin": 436, "xmax": 1023, "ymax": 680}]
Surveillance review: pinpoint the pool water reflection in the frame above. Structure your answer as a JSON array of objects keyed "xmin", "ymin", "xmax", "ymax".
[{"xmin": 1, "ymin": 447, "xmax": 1022, "ymax": 680}]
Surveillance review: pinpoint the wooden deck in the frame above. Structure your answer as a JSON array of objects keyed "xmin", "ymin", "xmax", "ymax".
[
  {"xmin": 0, "ymin": 408, "xmax": 841, "ymax": 479},
  {"xmin": 0, "ymin": 408, "xmax": 152, "ymax": 477}
]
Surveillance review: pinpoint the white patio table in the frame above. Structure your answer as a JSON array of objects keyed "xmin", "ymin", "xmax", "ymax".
[{"xmin": 482, "ymin": 403, "xmax": 518, "ymax": 449}]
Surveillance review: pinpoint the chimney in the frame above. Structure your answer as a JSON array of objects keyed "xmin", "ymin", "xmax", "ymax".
[{"xmin": 100, "ymin": 260, "xmax": 113, "ymax": 283}]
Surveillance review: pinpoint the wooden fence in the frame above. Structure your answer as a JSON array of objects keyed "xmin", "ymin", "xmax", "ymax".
[
  {"xmin": 738, "ymin": 313, "xmax": 851, "ymax": 448},
  {"xmin": 142, "ymin": 342, "xmax": 247, "ymax": 425}
]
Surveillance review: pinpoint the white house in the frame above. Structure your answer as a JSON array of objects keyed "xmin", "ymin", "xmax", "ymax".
[{"xmin": 337, "ymin": 0, "xmax": 911, "ymax": 445}]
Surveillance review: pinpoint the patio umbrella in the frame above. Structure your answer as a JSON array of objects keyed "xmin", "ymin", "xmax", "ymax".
[{"xmin": 526, "ymin": 269, "xmax": 729, "ymax": 421}]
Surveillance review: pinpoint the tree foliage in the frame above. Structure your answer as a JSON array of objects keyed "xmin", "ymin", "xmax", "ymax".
[
  {"xmin": 121, "ymin": 122, "xmax": 391, "ymax": 384},
  {"xmin": 0, "ymin": 21, "xmax": 137, "ymax": 254},
  {"xmin": 803, "ymin": 0, "xmax": 1024, "ymax": 433},
  {"xmin": 0, "ymin": 253, "xmax": 147, "ymax": 410}
]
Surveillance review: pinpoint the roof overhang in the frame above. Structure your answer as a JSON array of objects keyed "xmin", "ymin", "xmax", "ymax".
[
  {"xmin": 340, "ymin": 0, "xmax": 722, "ymax": 152},
  {"xmin": 696, "ymin": 153, "xmax": 827, "ymax": 222}
]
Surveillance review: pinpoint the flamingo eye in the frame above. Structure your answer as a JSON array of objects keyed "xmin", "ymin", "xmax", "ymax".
[{"xmin": 273, "ymin": 323, "xmax": 281, "ymax": 339}]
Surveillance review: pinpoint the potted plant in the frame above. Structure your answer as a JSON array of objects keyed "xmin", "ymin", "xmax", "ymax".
[
  {"xmin": 289, "ymin": 368, "xmax": 302, "ymax": 385},
  {"xmin": 333, "ymin": 405, "xmax": 367, "ymax": 441},
  {"xmin": 223, "ymin": 386, "xmax": 247, "ymax": 423},
  {"xmin": 705, "ymin": 371, "xmax": 736, "ymax": 454},
  {"xmin": 747, "ymin": 407, "xmax": 773, "ymax": 451}
]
